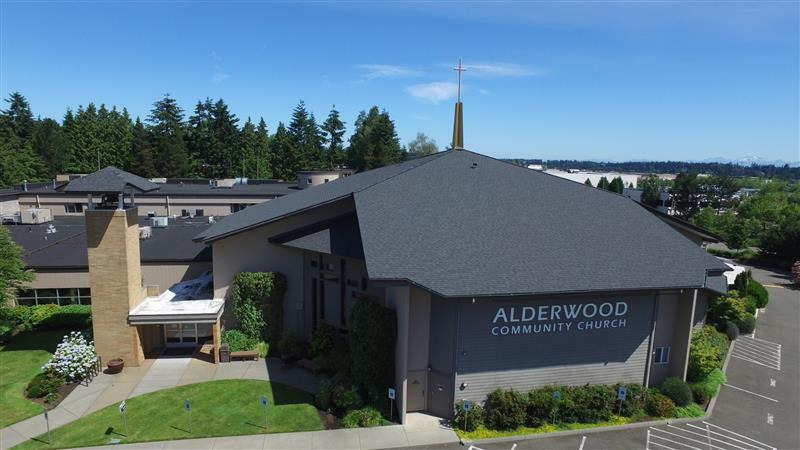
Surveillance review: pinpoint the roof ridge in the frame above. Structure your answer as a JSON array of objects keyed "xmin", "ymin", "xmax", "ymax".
[{"xmin": 351, "ymin": 150, "xmax": 453, "ymax": 195}]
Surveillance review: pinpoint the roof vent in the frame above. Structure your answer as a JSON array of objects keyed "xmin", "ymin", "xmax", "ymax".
[
  {"xmin": 139, "ymin": 226, "xmax": 152, "ymax": 239},
  {"xmin": 471, "ymin": 162, "xmax": 478, "ymax": 169}
]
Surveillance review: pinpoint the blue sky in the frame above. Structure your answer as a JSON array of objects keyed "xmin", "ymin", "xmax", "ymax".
[{"xmin": 1, "ymin": 1, "xmax": 798, "ymax": 162}]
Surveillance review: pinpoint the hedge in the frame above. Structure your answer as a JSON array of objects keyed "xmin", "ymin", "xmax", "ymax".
[
  {"xmin": 485, "ymin": 388, "xmax": 527, "ymax": 430},
  {"xmin": 0, "ymin": 304, "xmax": 91, "ymax": 331},
  {"xmin": 229, "ymin": 272, "xmax": 286, "ymax": 344},
  {"xmin": 221, "ymin": 329, "xmax": 256, "ymax": 351},
  {"xmin": 687, "ymin": 326, "xmax": 729, "ymax": 382},
  {"xmin": 26, "ymin": 369, "xmax": 65, "ymax": 398},
  {"xmin": 349, "ymin": 298, "xmax": 396, "ymax": 396}
]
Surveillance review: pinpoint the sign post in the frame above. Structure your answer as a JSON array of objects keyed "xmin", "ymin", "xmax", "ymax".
[
  {"xmin": 462, "ymin": 400, "xmax": 472, "ymax": 431},
  {"xmin": 260, "ymin": 396, "xmax": 269, "ymax": 430},
  {"xmin": 43, "ymin": 407, "xmax": 51, "ymax": 444},
  {"xmin": 552, "ymin": 390, "xmax": 561, "ymax": 425},
  {"xmin": 184, "ymin": 399, "xmax": 192, "ymax": 434},
  {"xmin": 617, "ymin": 386, "xmax": 627, "ymax": 416},
  {"xmin": 119, "ymin": 400, "xmax": 128, "ymax": 436},
  {"xmin": 387, "ymin": 388, "xmax": 396, "ymax": 423}
]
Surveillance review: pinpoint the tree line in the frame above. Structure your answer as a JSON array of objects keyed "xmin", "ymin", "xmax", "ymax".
[{"xmin": 0, "ymin": 92, "xmax": 441, "ymax": 187}]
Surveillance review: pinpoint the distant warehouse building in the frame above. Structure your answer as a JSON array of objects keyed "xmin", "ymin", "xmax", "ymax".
[{"xmin": 196, "ymin": 148, "xmax": 729, "ymax": 422}]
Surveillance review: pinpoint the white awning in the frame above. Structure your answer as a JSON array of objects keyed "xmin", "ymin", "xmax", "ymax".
[{"xmin": 129, "ymin": 272, "xmax": 224, "ymax": 324}]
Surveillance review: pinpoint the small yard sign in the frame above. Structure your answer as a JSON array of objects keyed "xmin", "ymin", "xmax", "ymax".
[
  {"xmin": 618, "ymin": 386, "xmax": 627, "ymax": 401},
  {"xmin": 185, "ymin": 399, "xmax": 192, "ymax": 433},
  {"xmin": 119, "ymin": 400, "xmax": 126, "ymax": 414},
  {"xmin": 463, "ymin": 400, "xmax": 472, "ymax": 411},
  {"xmin": 388, "ymin": 388, "xmax": 396, "ymax": 400},
  {"xmin": 261, "ymin": 396, "xmax": 269, "ymax": 408},
  {"xmin": 184, "ymin": 399, "xmax": 191, "ymax": 411},
  {"xmin": 553, "ymin": 390, "xmax": 561, "ymax": 400}
]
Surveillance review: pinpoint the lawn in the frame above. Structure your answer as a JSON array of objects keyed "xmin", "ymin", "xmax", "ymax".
[
  {"xmin": 14, "ymin": 379, "xmax": 323, "ymax": 449},
  {"xmin": 0, "ymin": 330, "xmax": 65, "ymax": 428}
]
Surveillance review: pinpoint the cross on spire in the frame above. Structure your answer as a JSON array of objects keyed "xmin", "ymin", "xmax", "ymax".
[{"xmin": 454, "ymin": 58, "xmax": 466, "ymax": 102}]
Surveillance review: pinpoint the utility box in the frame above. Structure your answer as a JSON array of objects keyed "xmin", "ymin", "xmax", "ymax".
[{"xmin": 20, "ymin": 208, "xmax": 52, "ymax": 224}]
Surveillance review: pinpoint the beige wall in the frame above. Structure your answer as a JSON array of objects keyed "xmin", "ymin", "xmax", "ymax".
[
  {"xmin": 24, "ymin": 270, "xmax": 90, "ymax": 289},
  {"xmin": 648, "ymin": 290, "xmax": 695, "ymax": 385},
  {"xmin": 18, "ymin": 194, "xmax": 272, "ymax": 217},
  {"xmin": 211, "ymin": 198, "xmax": 355, "ymax": 335},
  {"xmin": 141, "ymin": 262, "xmax": 212, "ymax": 293},
  {"xmin": 0, "ymin": 197, "xmax": 20, "ymax": 216}
]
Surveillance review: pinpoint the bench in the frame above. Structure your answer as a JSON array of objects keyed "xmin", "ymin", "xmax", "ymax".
[{"xmin": 230, "ymin": 350, "xmax": 259, "ymax": 361}]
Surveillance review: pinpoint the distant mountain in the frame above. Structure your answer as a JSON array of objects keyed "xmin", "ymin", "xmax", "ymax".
[{"xmin": 697, "ymin": 156, "xmax": 799, "ymax": 167}]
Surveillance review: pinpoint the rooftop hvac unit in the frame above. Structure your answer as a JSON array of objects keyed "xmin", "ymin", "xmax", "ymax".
[
  {"xmin": 20, "ymin": 208, "xmax": 52, "ymax": 224},
  {"xmin": 212, "ymin": 179, "xmax": 236, "ymax": 188},
  {"xmin": 139, "ymin": 226, "xmax": 152, "ymax": 239},
  {"xmin": 150, "ymin": 216, "xmax": 169, "ymax": 228},
  {"xmin": 149, "ymin": 178, "xmax": 167, "ymax": 183}
]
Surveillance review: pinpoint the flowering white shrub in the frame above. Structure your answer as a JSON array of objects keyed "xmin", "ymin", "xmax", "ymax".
[{"xmin": 43, "ymin": 331, "xmax": 96, "ymax": 382}]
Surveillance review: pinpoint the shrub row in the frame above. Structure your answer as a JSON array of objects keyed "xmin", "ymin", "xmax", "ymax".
[
  {"xmin": 687, "ymin": 326, "xmax": 729, "ymax": 382},
  {"xmin": 0, "ymin": 304, "xmax": 91, "ymax": 331}
]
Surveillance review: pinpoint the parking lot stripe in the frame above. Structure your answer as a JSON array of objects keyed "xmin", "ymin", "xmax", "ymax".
[
  {"xmin": 722, "ymin": 384, "xmax": 778, "ymax": 402},
  {"xmin": 648, "ymin": 429, "xmax": 705, "ymax": 450},
  {"xmin": 650, "ymin": 427, "xmax": 731, "ymax": 450},
  {"xmin": 685, "ymin": 423, "xmax": 774, "ymax": 450},
  {"xmin": 667, "ymin": 424, "xmax": 756, "ymax": 450},
  {"xmin": 731, "ymin": 345, "xmax": 781, "ymax": 360},
  {"xmin": 702, "ymin": 421, "xmax": 777, "ymax": 450},
  {"xmin": 731, "ymin": 355, "xmax": 780, "ymax": 370},
  {"xmin": 734, "ymin": 339, "xmax": 781, "ymax": 355},
  {"xmin": 742, "ymin": 336, "xmax": 782, "ymax": 347}
]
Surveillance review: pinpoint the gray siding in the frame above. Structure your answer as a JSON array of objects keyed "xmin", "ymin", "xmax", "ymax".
[
  {"xmin": 454, "ymin": 294, "xmax": 655, "ymax": 404},
  {"xmin": 427, "ymin": 295, "xmax": 457, "ymax": 418}
]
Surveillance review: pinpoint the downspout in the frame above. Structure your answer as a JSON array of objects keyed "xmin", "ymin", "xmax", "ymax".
[{"xmin": 682, "ymin": 289, "xmax": 698, "ymax": 381}]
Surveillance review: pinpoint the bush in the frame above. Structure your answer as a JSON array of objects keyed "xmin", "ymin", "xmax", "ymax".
[
  {"xmin": 309, "ymin": 323, "xmax": 336, "ymax": 358},
  {"xmin": 566, "ymin": 385, "xmax": 615, "ymax": 423},
  {"xmin": 221, "ymin": 329, "xmax": 256, "ymax": 351},
  {"xmin": 725, "ymin": 321, "xmax": 740, "ymax": 340},
  {"xmin": 747, "ymin": 278, "xmax": 769, "ymax": 309},
  {"xmin": 659, "ymin": 378, "xmax": 692, "ymax": 407},
  {"xmin": 42, "ymin": 331, "xmax": 96, "ymax": 382},
  {"xmin": 691, "ymin": 368, "xmax": 726, "ymax": 405},
  {"xmin": 687, "ymin": 326, "xmax": 729, "ymax": 382},
  {"xmin": 44, "ymin": 392, "xmax": 61, "ymax": 406},
  {"xmin": 707, "ymin": 292, "xmax": 750, "ymax": 331},
  {"xmin": 736, "ymin": 315, "xmax": 756, "ymax": 334},
  {"xmin": 230, "ymin": 272, "xmax": 286, "ymax": 344},
  {"xmin": 526, "ymin": 387, "xmax": 559, "ymax": 427},
  {"xmin": 315, "ymin": 379, "xmax": 335, "ymax": 412},
  {"xmin": 26, "ymin": 369, "xmax": 65, "ymax": 398},
  {"xmin": 675, "ymin": 403, "xmax": 705, "ymax": 418},
  {"xmin": 614, "ymin": 383, "xmax": 647, "ymax": 417},
  {"xmin": 646, "ymin": 392, "xmax": 676, "ymax": 418},
  {"xmin": 342, "ymin": 407, "xmax": 382, "ymax": 428},
  {"xmin": 0, "ymin": 305, "xmax": 33, "ymax": 328},
  {"xmin": 332, "ymin": 383, "xmax": 363, "ymax": 413},
  {"xmin": 0, "ymin": 305, "xmax": 91, "ymax": 331},
  {"xmin": 277, "ymin": 330, "xmax": 305, "ymax": 361},
  {"xmin": 349, "ymin": 298, "xmax": 396, "ymax": 394},
  {"xmin": 485, "ymin": 388, "xmax": 527, "ymax": 430},
  {"xmin": 454, "ymin": 400, "xmax": 484, "ymax": 431}
]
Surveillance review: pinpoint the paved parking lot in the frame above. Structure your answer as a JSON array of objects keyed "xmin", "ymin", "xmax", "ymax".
[{"xmin": 647, "ymin": 421, "xmax": 775, "ymax": 450}]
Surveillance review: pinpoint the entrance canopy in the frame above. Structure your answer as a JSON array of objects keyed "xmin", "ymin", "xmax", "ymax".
[{"xmin": 129, "ymin": 272, "xmax": 224, "ymax": 325}]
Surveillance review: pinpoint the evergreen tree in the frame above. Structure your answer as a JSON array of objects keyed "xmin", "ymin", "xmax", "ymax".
[
  {"xmin": 32, "ymin": 118, "xmax": 66, "ymax": 176},
  {"xmin": 211, "ymin": 99, "xmax": 241, "ymax": 177},
  {"xmin": 640, "ymin": 174, "xmax": 662, "ymax": 207},
  {"xmin": 0, "ymin": 226, "xmax": 33, "ymax": 305},
  {"xmin": 147, "ymin": 94, "xmax": 188, "ymax": 178},
  {"xmin": 584, "ymin": 178, "xmax": 593, "ymax": 187},
  {"xmin": 62, "ymin": 103, "xmax": 133, "ymax": 172},
  {"xmin": 186, "ymin": 98, "xmax": 214, "ymax": 177},
  {"xmin": 129, "ymin": 118, "xmax": 158, "ymax": 178},
  {"xmin": 287, "ymin": 100, "xmax": 324, "ymax": 171},
  {"xmin": 270, "ymin": 122, "xmax": 295, "ymax": 180},
  {"xmin": 240, "ymin": 118, "xmax": 272, "ymax": 179},
  {"xmin": 596, "ymin": 176, "xmax": 611, "ymax": 190},
  {"xmin": 321, "ymin": 106, "xmax": 346, "ymax": 168},
  {"xmin": 0, "ymin": 92, "xmax": 35, "ymax": 141},
  {"xmin": 346, "ymin": 106, "xmax": 402, "ymax": 171},
  {"xmin": 608, "ymin": 176, "xmax": 624, "ymax": 194}
]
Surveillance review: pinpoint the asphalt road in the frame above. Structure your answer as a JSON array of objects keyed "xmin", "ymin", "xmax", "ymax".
[{"xmin": 397, "ymin": 266, "xmax": 799, "ymax": 450}]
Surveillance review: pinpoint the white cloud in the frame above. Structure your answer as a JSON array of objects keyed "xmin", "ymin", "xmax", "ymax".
[
  {"xmin": 357, "ymin": 64, "xmax": 422, "ymax": 79},
  {"xmin": 212, "ymin": 67, "xmax": 229, "ymax": 83},
  {"xmin": 406, "ymin": 81, "xmax": 459, "ymax": 104}
]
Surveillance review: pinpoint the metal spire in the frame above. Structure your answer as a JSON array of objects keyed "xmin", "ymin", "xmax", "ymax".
[
  {"xmin": 454, "ymin": 58, "xmax": 466, "ymax": 102},
  {"xmin": 452, "ymin": 58, "xmax": 465, "ymax": 150}
]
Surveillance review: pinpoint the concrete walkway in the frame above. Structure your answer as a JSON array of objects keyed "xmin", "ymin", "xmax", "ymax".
[
  {"xmin": 91, "ymin": 413, "xmax": 458, "ymax": 450},
  {"xmin": 0, "ymin": 357, "xmax": 323, "ymax": 449}
]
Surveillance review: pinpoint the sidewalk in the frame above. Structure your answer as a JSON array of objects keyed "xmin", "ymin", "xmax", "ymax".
[{"xmin": 95, "ymin": 414, "xmax": 458, "ymax": 450}]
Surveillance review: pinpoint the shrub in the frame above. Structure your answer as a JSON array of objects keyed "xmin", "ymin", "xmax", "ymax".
[
  {"xmin": 707, "ymin": 292, "xmax": 750, "ymax": 331},
  {"xmin": 485, "ymin": 388, "xmax": 527, "ymax": 430},
  {"xmin": 0, "ymin": 305, "xmax": 91, "ymax": 331},
  {"xmin": 454, "ymin": 400, "xmax": 484, "ymax": 431},
  {"xmin": 277, "ymin": 330, "xmax": 305, "ymax": 361},
  {"xmin": 526, "ymin": 387, "xmax": 559, "ymax": 427},
  {"xmin": 342, "ymin": 407, "xmax": 382, "ymax": 428},
  {"xmin": 26, "ymin": 369, "xmax": 65, "ymax": 398},
  {"xmin": 230, "ymin": 272, "xmax": 286, "ymax": 344},
  {"xmin": 44, "ymin": 392, "xmax": 61, "ymax": 406},
  {"xmin": 675, "ymin": 403, "xmax": 705, "ymax": 418},
  {"xmin": 614, "ymin": 383, "xmax": 647, "ymax": 417},
  {"xmin": 659, "ymin": 378, "xmax": 692, "ymax": 407},
  {"xmin": 687, "ymin": 326, "xmax": 729, "ymax": 382},
  {"xmin": 725, "ymin": 321, "xmax": 740, "ymax": 340},
  {"xmin": 315, "ymin": 379, "xmax": 335, "ymax": 412},
  {"xmin": 747, "ymin": 278, "xmax": 769, "ymax": 309},
  {"xmin": 691, "ymin": 368, "xmax": 726, "ymax": 405},
  {"xmin": 736, "ymin": 315, "xmax": 756, "ymax": 335},
  {"xmin": 332, "ymin": 383, "xmax": 363, "ymax": 413},
  {"xmin": 646, "ymin": 392, "xmax": 676, "ymax": 417},
  {"xmin": 42, "ymin": 331, "xmax": 96, "ymax": 382},
  {"xmin": 0, "ymin": 305, "xmax": 33, "ymax": 328},
  {"xmin": 309, "ymin": 323, "xmax": 336, "ymax": 358},
  {"xmin": 566, "ymin": 385, "xmax": 615, "ymax": 423},
  {"xmin": 30, "ymin": 304, "xmax": 61, "ymax": 328},
  {"xmin": 349, "ymin": 298, "xmax": 396, "ymax": 394},
  {"xmin": 221, "ymin": 329, "xmax": 256, "ymax": 351}
]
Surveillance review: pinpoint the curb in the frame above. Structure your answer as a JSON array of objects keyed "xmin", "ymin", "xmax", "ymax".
[
  {"xmin": 706, "ymin": 338, "xmax": 735, "ymax": 416},
  {"xmin": 463, "ymin": 415, "xmax": 710, "ymax": 446}
]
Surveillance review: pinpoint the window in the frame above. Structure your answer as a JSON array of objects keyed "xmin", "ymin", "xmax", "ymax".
[
  {"xmin": 15, "ymin": 288, "xmax": 91, "ymax": 306},
  {"xmin": 181, "ymin": 209, "xmax": 190, "ymax": 217},
  {"xmin": 307, "ymin": 178, "xmax": 313, "ymax": 184},
  {"xmin": 65, "ymin": 203, "xmax": 84, "ymax": 213},
  {"xmin": 231, "ymin": 204, "xmax": 251, "ymax": 213},
  {"xmin": 324, "ymin": 178, "xmax": 330, "ymax": 183},
  {"xmin": 195, "ymin": 209, "xmax": 204, "ymax": 217},
  {"xmin": 653, "ymin": 346, "xmax": 671, "ymax": 364}
]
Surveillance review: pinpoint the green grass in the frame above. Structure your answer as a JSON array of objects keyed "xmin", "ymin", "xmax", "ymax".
[
  {"xmin": 457, "ymin": 416, "xmax": 632, "ymax": 440},
  {"xmin": 0, "ymin": 330, "xmax": 65, "ymax": 428},
  {"xmin": 13, "ymin": 379, "xmax": 323, "ymax": 449},
  {"xmin": 675, "ymin": 403, "xmax": 706, "ymax": 418}
]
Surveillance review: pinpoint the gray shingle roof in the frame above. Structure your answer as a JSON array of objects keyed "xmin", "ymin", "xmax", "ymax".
[
  {"xmin": 199, "ymin": 149, "xmax": 729, "ymax": 297},
  {"xmin": 270, "ymin": 214, "xmax": 364, "ymax": 260},
  {"xmin": 6, "ymin": 216, "xmax": 211, "ymax": 269},
  {"xmin": 63, "ymin": 166, "xmax": 159, "ymax": 194}
]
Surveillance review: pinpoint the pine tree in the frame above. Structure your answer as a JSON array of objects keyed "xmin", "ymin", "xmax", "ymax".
[
  {"xmin": 346, "ymin": 106, "xmax": 402, "ymax": 171},
  {"xmin": 255, "ymin": 118, "xmax": 272, "ymax": 178},
  {"xmin": 211, "ymin": 99, "xmax": 241, "ymax": 177},
  {"xmin": 0, "ymin": 226, "xmax": 33, "ymax": 305},
  {"xmin": 0, "ymin": 93, "xmax": 45, "ymax": 186},
  {"xmin": 584, "ymin": 178, "xmax": 593, "ymax": 187},
  {"xmin": 321, "ymin": 106, "xmax": 346, "ymax": 168},
  {"xmin": 287, "ymin": 100, "xmax": 324, "ymax": 171},
  {"xmin": 240, "ymin": 118, "xmax": 272, "ymax": 179},
  {"xmin": 129, "ymin": 118, "xmax": 158, "ymax": 178},
  {"xmin": 609, "ymin": 176, "xmax": 624, "ymax": 194},
  {"xmin": 186, "ymin": 99, "xmax": 214, "ymax": 177},
  {"xmin": 0, "ymin": 92, "xmax": 35, "ymax": 142},
  {"xmin": 32, "ymin": 118, "xmax": 65, "ymax": 176},
  {"xmin": 270, "ymin": 122, "xmax": 295, "ymax": 180},
  {"xmin": 147, "ymin": 94, "xmax": 188, "ymax": 178},
  {"xmin": 596, "ymin": 176, "xmax": 610, "ymax": 190}
]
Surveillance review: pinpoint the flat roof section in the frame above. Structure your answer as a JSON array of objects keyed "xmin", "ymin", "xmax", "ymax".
[{"xmin": 129, "ymin": 272, "xmax": 224, "ymax": 324}]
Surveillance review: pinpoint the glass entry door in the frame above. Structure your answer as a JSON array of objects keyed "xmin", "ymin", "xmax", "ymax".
[{"xmin": 164, "ymin": 323, "xmax": 199, "ymax": 346}]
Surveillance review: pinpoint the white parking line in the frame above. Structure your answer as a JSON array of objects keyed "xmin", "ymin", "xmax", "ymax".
[
  {"xmin": 722, "ymin": 383, "xmax": 779, "ymax": 402},
  {"xmin": 646, "ymin": 422, "xmax": 776, "ymax": 450},
  {"xmin": 703, "ymin": 421, "xmax": 777, "ymax": 450},
  {"xmin": 578, "ymin": 435, "xmax": 586, "ymax": 450},
  {"xmin": 730, "ymin": 337, "xmax": 782, "ymax": 370}
]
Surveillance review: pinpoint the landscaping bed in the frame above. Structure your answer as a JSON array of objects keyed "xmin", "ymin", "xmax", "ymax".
[{"xmin": 13, "ymin": 380, "xmax": 323, "ymax": 449}]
